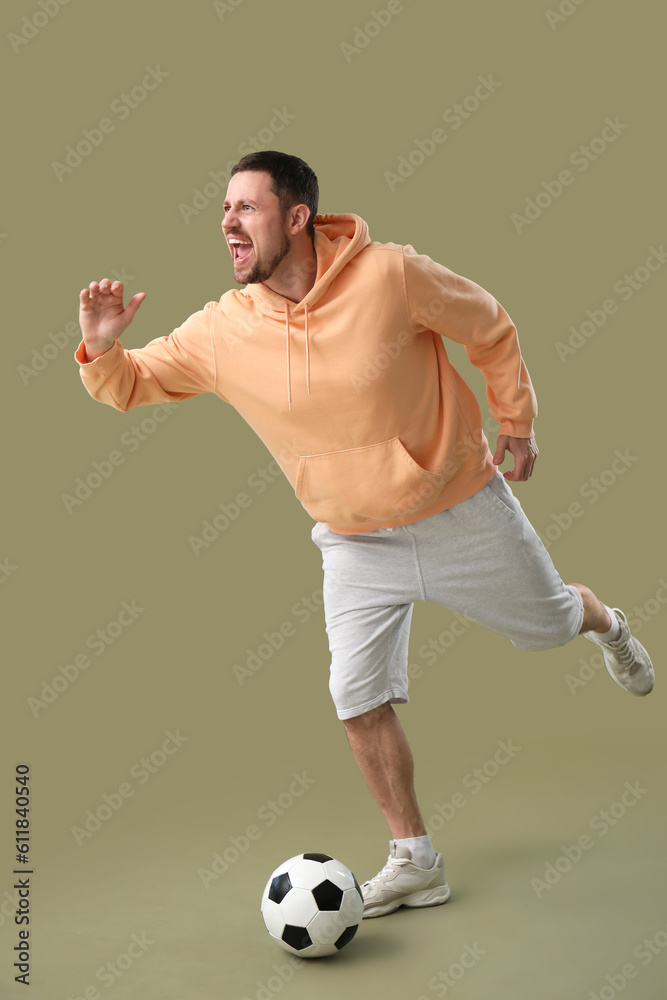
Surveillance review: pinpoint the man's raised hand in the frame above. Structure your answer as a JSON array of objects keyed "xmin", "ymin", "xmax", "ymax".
[{"xmin": 78, "ymin": 280, "xmax": 146, "ymax": 361}]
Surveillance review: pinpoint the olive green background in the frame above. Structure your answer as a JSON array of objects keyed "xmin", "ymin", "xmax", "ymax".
[{"xmin": 2, "ymin": 0, "xmax": 666, "ymax": 997}]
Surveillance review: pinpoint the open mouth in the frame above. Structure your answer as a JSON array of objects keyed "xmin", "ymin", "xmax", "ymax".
[{"xmin": 229, "ymin": 238, "xmax": 254, "ymax": 263}]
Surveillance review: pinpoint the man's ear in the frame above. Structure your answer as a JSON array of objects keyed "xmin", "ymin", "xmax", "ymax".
[{"xmin": 287, "ymin": 203, "xmax": 311, "ymax": 237}]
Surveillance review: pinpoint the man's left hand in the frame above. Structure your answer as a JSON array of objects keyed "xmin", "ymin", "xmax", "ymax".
[{"xmin": 492, "ymin": 435, "xmax": 538, "ymax": 481}]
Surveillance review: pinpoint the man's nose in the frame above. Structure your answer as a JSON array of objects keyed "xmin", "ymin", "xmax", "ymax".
[{"xmin": 222, "ymin": 209, "xmax": 240, "ymax": 229}]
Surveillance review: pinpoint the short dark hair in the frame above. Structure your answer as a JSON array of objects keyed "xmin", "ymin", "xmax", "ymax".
[{"xmin": 230, "ymin": 151, "xmax": 319, "ymax": 240}]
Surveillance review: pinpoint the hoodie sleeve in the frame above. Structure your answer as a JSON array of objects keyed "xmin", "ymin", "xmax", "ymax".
[
  {"xmin": 74, "ymin": 304, "xmax": 217, "ymax": 411},
  {"xmin": 403, "ymin": 245, "xmax": 537, "ymax": 438}
]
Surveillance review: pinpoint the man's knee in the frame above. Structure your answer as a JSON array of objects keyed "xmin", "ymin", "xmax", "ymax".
[{"xmin": 342, "ymin": 701, "xmax": 393, "ymax": 731}]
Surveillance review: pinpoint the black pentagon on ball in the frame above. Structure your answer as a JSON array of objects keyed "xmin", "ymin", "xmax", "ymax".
[
  {"xmin": 268, "ymin": 872, "xmax": 292, "ymax": 904},
  {"xmin": 353, "ymin": 874, "xmax": 363, "ymax": 900},
  {"xmin": 302, "ymin": 852, "xmax": 333, "ymax": 863},
  {"xmin": 312, "ymin": 878, "xmax": 344, "ymax": 911},
  {"xmin": 335, "ymin": 924, "xmax": 359, "ymax": 950},
  {"xmin": 282, "ymin": 924, "xmax": 312, "ymax": 950}
]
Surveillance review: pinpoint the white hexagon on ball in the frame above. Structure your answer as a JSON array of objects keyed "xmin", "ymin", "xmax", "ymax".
[
  {"xmin": 280, "ymin": 886, "xmax": 319, "ymax": 926},
  {"xmin": 307, "ymin": 908, "xmax": 347, "ymax": 948},
  {"xmin": 323, "ymin": 858, "xmax": 357, "ymax": 891},
  {"xmin": 259, "ymin": 897, "xmax": 284, "ymax": 939},
  {"xmin": 288, "ymin": 858, "xmax": 330, "ymax": 891}
]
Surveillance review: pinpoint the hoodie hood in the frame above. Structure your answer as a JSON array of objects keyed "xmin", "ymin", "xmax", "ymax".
[{"xmin": 241, "ymin": 212, "xmax": 371, "ymax": 410}]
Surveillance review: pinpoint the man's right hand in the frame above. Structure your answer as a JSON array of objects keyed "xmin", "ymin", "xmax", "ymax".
[{"xmin": 78, "ymin": 279, "xmax": 146, "ymax": 361}]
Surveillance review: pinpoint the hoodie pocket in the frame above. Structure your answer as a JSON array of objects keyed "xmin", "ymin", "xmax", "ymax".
[{"xmin": 295, "ymin": 437, "xmax": 447, "ymax": 526}]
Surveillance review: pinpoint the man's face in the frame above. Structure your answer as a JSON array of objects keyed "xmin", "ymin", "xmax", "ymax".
[{"xmin": 222, "ymin": 170, "xmax": 291, "ymax": 285}]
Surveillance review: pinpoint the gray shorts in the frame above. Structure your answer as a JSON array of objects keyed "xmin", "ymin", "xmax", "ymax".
[{"xmin": 310, "ymin": 471, "xmax": 584, "ymax": 720}]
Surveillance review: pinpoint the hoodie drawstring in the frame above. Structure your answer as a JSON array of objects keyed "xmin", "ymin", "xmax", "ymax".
[
  {"xmin": 305, "ymin": 302, "xmax": 311, "ymax": 396},
  {"xmin": 285, "ymin": 304, "xmax": 291, "ymax": 411},
  {"xmin": 284, "ymin": 301, "xmax": 310, "ymax": 412}
]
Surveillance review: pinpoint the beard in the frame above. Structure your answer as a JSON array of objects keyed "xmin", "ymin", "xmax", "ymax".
[{"xmin": 238, "ymin": 229, "xmax": 291, "ymax": 285}]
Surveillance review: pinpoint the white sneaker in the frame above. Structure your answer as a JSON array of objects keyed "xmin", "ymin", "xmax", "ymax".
[
  {"xmin": 361, "ymin": 841, "xmax": 450, "ymax": 918},
  {"xmin": 582, "ymin": 607, "xmax": 655, "ymax": 696}
]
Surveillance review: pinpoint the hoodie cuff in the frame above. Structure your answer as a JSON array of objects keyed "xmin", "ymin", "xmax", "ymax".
[
  {"xmin": 499, "ymin": 419, "xmax": 535, "ymax": 439},
  {"xmin": 74, "ymin": 338, "xmax": 124, "ymax": 375}
]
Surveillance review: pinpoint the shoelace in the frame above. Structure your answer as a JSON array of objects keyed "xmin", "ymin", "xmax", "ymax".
[
  {"xmin": 608, "ymin": 628, "xmax": 641, "ymax": 674},
  {"xmin": 362, "ymin": 854, "xmax": 408, "ymax": 887}
]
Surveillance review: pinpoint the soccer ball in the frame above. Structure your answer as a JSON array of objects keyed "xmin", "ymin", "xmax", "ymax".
[{"xmin": 260, "ymin": 852, "xmax": 364, "ymax": 958}]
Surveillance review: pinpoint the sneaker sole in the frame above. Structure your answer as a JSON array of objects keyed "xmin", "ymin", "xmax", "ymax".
[{"xmin": 363, "ymin": 883, "xmax": 451, "ymax": 919}]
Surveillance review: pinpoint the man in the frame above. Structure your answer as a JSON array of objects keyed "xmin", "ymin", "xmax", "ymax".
[{"xmin": 75, "ymin": 150, "xmax": 654, "ymax": 920}]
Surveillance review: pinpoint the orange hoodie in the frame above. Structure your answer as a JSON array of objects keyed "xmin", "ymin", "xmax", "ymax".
[{"xmin": 74, "ymin": 213, "xmax": 537, "ymax": 534}]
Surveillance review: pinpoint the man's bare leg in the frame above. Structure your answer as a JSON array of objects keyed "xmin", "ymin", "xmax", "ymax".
[
  {"xmin": 347, "ymin": 703, "xmax": 451, "ymax": 916},
  {"xmin": 571, "ymin": 582, "xmax": 613, "ymax": 633},
  {"xmin": 342, "ymin": 702, "xmax": 426, "ymax": 840}
]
